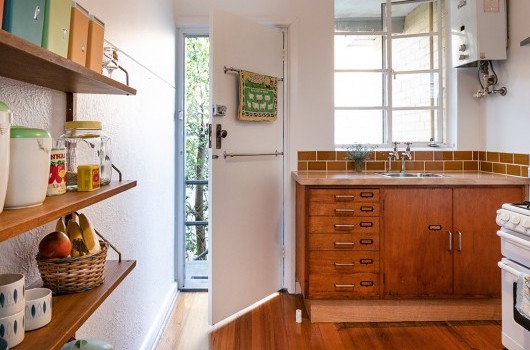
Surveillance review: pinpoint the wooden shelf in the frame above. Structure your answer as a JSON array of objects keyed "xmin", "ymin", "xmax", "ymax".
[
  {"xmin": 0, "ymin": 30, "xmax": 136, "ymax": 95},
  {"xmin": 0, "ymin": 181, "xmax": 137, "ymax": 243},
  {"xmin": 19, "ymin": 260, "xmax": 136, "ymax": 350}
]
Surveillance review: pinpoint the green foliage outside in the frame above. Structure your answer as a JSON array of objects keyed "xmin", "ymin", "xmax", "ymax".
[{"xmin": 184, "ymin": 36, "xmax": 209, "ymax": 260}]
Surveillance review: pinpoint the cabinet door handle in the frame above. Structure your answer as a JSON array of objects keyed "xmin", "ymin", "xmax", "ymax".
[
  {"xmin": 335, "ymin": 195, "xmax": 355, "ymax": 201},
  {"xmin": 360, "ymin": 239, "xmax": 374, "ymax": 245},
  {"xmin": 335, "ymin": 284, "xmax": 355, "ymax": 289},
  {"xmin": 360, "ymin": 206, "xmax": 374, "ymax": 212},
  {"xmin": 360, "ymin": 192, "xmax": 374, "ymax": 198},
  {"xmin": 334, "ymin": 224, "xmax": 355, "ymax": 231},
  {"xmin": 448, "ymin": 231, "xmax": 453, "ymax": 251},
  {"xmin": 458, "ymin": 231, "xmax": 462, "ymax": 251},
  {"xmin": 335, "ymin": 209, "xmax": 355, "ymax": 215},
  {"xmin": 334, "ymin": 242, "xmax": 355, "ymax": 248},
  {"xmin": 360, "ymin": 258, "xmax": 374, "ymax": 265},
  {"xmin": 334, "ymin": 262, "xmax": 355, "ymax": 267},
  {"xmin": 428, "ymin": 224, "xmax": 442, "ymax": 231},
  {"xmin": 360, "ymin": 281, "xmax": 374, "ymax": 287},
  {"xmin": 359, "ymin": 222, "xmax": 374, "ymax": 228}
]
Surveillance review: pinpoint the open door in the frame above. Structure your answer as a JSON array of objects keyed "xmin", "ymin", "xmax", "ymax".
[{"xmin": 208, "ymin": 9, "xmax": 284, "ymax": 325}]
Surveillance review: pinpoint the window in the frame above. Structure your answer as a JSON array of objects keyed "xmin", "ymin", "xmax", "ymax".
[{"xmin": 334, "ymin": 0, "xmax": 445, "ymax": 147}]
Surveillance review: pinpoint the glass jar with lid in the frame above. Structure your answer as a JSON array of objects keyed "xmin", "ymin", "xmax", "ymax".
[{"xmin": 57, "ymin": 121, "xmax": 112, "ymax": 190}]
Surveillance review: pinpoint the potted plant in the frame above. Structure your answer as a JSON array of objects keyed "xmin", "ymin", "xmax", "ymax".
[{"xmin": 344, "ymin": 143, "xmax": 377, "ymax": 173}]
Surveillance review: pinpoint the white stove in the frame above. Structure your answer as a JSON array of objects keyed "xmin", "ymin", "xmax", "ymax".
[{"xmin": 497, "ymin": 202, "xmax": 530, "ymax": 350}]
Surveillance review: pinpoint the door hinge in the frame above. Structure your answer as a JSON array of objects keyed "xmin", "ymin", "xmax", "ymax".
[{"xmin": 281, "ymin": 247, "xmax": 286, "ymax": 258}]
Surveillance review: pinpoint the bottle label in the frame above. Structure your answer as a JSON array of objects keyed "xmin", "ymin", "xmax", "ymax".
[{"xmin": 47, "ymin": 148, "xmax": 67, "ymax": 196}]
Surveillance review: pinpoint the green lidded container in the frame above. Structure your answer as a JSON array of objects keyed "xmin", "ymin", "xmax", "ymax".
[
  {"xmin": 2, "ymin": 0, "xmax": 46, "ymax": 46},
  {"xmin": 5, "ymin": 125, "xmax": 52, "ymax": 209}
]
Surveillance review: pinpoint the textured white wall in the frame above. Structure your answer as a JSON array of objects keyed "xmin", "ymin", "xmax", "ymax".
[{"xmin": 0, "ymin": 0, "xmax": 176, "ymax": 349}]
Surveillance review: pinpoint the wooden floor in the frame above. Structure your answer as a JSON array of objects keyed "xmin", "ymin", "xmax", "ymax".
[{"xmin": 154, "ymin": 292, "xmax": 504, "ymax": 350}]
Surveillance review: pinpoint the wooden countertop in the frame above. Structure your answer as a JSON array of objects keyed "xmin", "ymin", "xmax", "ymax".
[{"xmin": 292, "ymin": 171, "xmax": 530, "ymax": 186}]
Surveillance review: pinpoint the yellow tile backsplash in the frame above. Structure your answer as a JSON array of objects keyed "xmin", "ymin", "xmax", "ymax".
[{"xmin": 297, "ymin": 150, "xmax": 530, "ymax": 178}]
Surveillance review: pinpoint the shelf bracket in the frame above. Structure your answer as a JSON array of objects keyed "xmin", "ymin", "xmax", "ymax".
[{"xmin": 66, "ymin": 92, "xmax": 76, "ymax": 122}]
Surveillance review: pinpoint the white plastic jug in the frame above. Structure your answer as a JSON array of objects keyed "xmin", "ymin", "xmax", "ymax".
[
  {"xmin": 0, "ymin": 102, "xmax": 12, "ymax": 214},
  {"xmin": 5, "ymin": 126, "xmax": 51, "ymax": 209}
]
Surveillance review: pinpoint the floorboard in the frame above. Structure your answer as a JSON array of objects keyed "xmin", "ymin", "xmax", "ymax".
[{"xmin": 154, "ymin": 292, "xmax": 503, "ymax": 350}]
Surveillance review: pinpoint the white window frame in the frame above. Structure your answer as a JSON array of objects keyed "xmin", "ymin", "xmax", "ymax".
[{"xmin": 335, "ymin": 0, "xmax": 444, "ymax": 148}]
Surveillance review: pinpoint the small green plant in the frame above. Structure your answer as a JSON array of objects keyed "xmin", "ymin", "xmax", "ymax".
[{"xmin": 344, "ymin": 144, "xmax": 377, "ymax": 172}]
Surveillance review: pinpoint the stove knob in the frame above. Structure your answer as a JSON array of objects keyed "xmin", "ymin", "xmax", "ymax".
[
  {"xmin": 497, "ymin": 211, "xmax": 510, "ymax": 222},
  {"xmin": 522, "ymin": 219, "xmax": 530, "ymax": 229},
  {"xmin": 511, "ymin": 215, "xmax": 521, "ymax": 225}
]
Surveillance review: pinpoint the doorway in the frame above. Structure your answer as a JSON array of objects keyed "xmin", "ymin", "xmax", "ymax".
[{"xmin": 177, "ymin": 33, "xmax": 210, "ymax": 291}]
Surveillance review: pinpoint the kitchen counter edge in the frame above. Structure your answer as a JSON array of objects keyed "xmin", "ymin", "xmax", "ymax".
[{"xmin": 292, "ymin": 171, "xmax": 530, "ymax": 186}]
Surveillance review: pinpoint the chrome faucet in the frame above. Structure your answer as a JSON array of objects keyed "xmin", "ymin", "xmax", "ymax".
[
  {"xmin": 400, "ymin": 142, "xmax": 413, "ymax": 173},
  {"xmin": 387, "ymin": 142, "xmax": 400, "ymax": 172}
]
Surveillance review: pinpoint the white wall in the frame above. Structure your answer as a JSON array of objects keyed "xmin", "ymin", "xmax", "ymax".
[
  {"xmin": 174, "ymin": 0, "xmax": 334, "ymax": 294},
  {"xmin": 0, "ymin": 1, "xmax": 177, "ymax": 349},
  {"xmin": 483, "ymin": 0, "xmax": 530, "ymax": 153}
]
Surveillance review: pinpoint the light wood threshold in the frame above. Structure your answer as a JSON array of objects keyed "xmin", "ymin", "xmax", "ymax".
[{"xmin": 306, "ymin": 298, "xmax": 501, "ymax": 323}]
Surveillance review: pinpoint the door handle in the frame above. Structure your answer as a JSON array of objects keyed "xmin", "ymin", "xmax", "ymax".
[
  {"xmin": 334, "ymin": 224, "xmax": 355, "ymax": 231},
  {"xmin": 34, "ymin": 5, "xmax": 41, "ymax": 20},
  {"xmin": 458, "ymin": 231, "xmax": 462, "ymax": 251},
  {"xmin": 216, "ymin": 124, "xmax": 228, "ymax": 149},
  {"xmin": 448, "ymin": 231, "xmax": 453, "ymax": 252}
]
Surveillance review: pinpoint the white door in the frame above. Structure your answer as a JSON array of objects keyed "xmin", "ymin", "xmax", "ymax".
[{"xmin": 208, "ymin": 9, "xmax": 284, "ymax": 325}]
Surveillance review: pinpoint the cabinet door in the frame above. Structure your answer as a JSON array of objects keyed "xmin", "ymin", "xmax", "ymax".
[
  {"xmin": 383, "ymin": 188, "xmax": 453, "ymax": 297},
  {"xmin": 453, "ymin": 186, "xmax": 522, "ymax": 297}
]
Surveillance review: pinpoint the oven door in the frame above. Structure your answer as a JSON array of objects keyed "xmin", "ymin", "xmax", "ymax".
[
  {"xmin": 498, "ymin": 258, "xmax": 530, "ymax": 350},
  {"xmin": 498, "ymin": 229, "xmax": 530, "ymax": 267}
]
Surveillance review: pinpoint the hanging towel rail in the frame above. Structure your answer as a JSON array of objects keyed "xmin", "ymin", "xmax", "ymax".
[
  {"xmin": 223, "ymin": 66, "xmax": 284, "ymax": 82},
  {"xmin": 223, "ymin": 150, "xmax": 284, "ymax": 159}
]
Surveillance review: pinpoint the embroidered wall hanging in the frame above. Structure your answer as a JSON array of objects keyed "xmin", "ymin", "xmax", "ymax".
[{"xmin": 238, "ymin": 70, "xmax": 278, "ymax": 122}]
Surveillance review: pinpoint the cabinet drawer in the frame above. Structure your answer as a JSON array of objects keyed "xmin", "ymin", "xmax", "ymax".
[
  {"xmin": 309, "ymin": 217, "xmax": 379, "ymax": 234},
  {"xmin": 310, "ymin": 189, "xmax": 379, "ymax": 203},
  {"xmin": 308, "ymin": 273, "xmax": 379, "ymax": 299},
  {"xmin": 309, "ymin": 233, "xmax": 379, "ymax": 251},
  {"xmin": 309, "ymin": 251, "xmax": 379, "ymax": 274},
  {"xmin": 309, "ymin": 202, "xmax": 380, "ymax": 217}
]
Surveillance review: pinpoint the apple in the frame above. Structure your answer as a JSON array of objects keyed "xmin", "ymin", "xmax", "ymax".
[{"xmin": 38, "ymin": 231, "xmax": 72, "ymax": 259}]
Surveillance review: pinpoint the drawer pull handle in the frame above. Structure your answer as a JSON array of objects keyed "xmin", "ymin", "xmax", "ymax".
[
  {"xmin": 360, "ymin": 192, "xmax": 375, "ymax": 198},
  {"xmin": 360, "ymin": 239, "xmax": 374, "ymax": 245},
  {"xmin": 360, "ymin": 259, "xmax": 374, "ymax": 264},
  {"xmin": 360, "ymin": 222, "xmax": 374, "ymax": 228},
  {"xmin": 335, "ymin": 195, "xmax": 355, "ymax": 201},
  {"xmin": 335, "ymin": 284, "xmax": 355, "ymax": 289},
  {"xmin": 334, "ymin": 224, "xmax": 355, "ymax": 230},
  {"xmin": 360, "ymin": 206, "xmax": 374, "ymax": 212},
  {"xmin": 428, "ymin": 224, "xmax": 442, "ymax": 231},
  {"xmin": 334, "ymin": 242, "xmax": 355, "ymax": 248},
  {"xmin": 335, "ymin": 209, "xmax": 355, "ymax": 215},
  {"xmin": 360, "ymin": 281, "xmax": 374, "ymax": 287},
  {"xmin": 334, "ymin": 262, "xmax": 355, "ymax": 267}
]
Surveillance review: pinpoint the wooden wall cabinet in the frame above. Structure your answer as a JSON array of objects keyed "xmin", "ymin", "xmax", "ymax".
[
  {"xmin": 0, "ymin": 30, "xmax": 137, "ymax": 349},
  {"xmin": 383, "ymin": 186, "xmax": 523, "ymax": 298}
]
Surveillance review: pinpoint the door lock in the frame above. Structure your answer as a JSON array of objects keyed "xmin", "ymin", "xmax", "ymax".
[{"xmin": 216, "ymin": 124, "xmax": 228, "ymax": 149}]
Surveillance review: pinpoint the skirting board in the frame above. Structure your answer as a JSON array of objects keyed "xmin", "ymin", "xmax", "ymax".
[{"xmin": 305, "ymin": 298, "xmax": 501, "ymax": 323}]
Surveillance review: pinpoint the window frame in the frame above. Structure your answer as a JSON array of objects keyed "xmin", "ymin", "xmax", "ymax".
[{"xmin": 334, "ymin": 0, "xmax": 444, "ymax": 148}]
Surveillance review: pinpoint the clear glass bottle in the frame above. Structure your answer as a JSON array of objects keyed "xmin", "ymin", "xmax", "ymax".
[{"xmin": 57, "ymin": 121, "xmax": 112, "ymax": 190}]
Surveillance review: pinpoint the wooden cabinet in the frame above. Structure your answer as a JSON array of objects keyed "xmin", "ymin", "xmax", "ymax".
[
  {"xmin": 383, "ymin": 186, "xmax": 523, "ymax": 298},
  {"xmin": 303, "ymin": 188, "xmax": 381, "ymax": 299},
  {"xmin": 383, "ymin": 188, "xmax": 453, "ymax": 297},
  {"xmin": 0, "ymin": 30, "xmax": 137, "ymax": 350}
]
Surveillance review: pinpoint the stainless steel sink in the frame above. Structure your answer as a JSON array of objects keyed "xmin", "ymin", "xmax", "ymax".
[{"xmin": 377, "ymin": 172, "xmax": 446, "ymax": 178}]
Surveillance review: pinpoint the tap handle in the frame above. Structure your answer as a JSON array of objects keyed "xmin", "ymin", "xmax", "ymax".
[
  {"xmin": 393, "ymin": 141, "xmax": 400, "ymax": 150},
  {"xmin": 404, "ymin": 142, "xmax": 412, "ymax": 151}
]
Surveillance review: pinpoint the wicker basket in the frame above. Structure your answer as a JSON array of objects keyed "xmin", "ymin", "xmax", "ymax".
[{"xmin": 36, "ymin": 241, "xmax": 108, "ymax": 294}]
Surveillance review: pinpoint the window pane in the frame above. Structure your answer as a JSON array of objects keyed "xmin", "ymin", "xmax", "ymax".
[
  {"xmin": 392, "ymin": 35, "xmax": 439, "ymax": 71},
  {"xmin": 390, "ymin": 1, "xmax": 439, "ymax": 36},
  {"xmin": 392, "ymin": 109, "xmax": 438, "ymax": 142},
  {"xmin": 335, "ymin": 2, "xmax": 383, "ymax": 32},
  {"xmin": 335, "ymin": 109, "xmax": 384, "ymax": 144},
  {"xmin": 335, "ymin": 72, "xmax": 384, "ymax": 107},
  {"xmin": 335, "ymin": 35, "xmax": 383, "ymax": 70},
  {"xmin": 392, "ymin": 73, "xmax": 439, "ymax": 108}
]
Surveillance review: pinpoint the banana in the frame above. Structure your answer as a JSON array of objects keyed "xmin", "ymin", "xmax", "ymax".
[
  {"xmin": 55, "ymin": 218, "xmax": 66, "ymax": 233},
  {"xmin": 79, "ymin": 214, "xmax": 101, "ymax": 255},
  {"xmin": 67, "ymin": 220, "xmax": 89, "ymax": 257}
]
